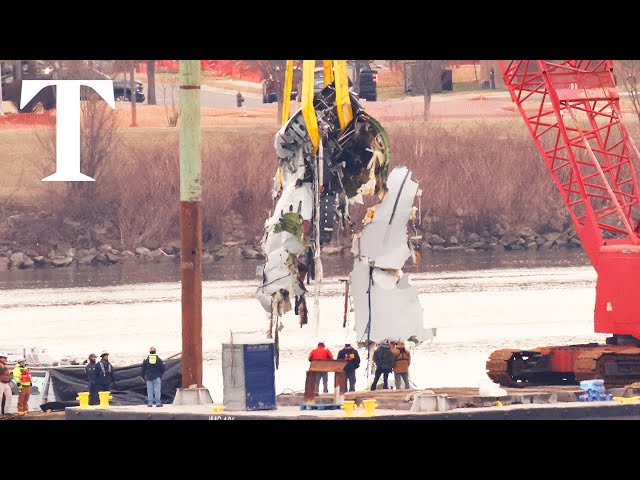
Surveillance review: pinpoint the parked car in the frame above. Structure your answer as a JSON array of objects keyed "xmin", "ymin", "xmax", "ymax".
[
  {"xmin": 1, "ymin": 61, "xmax": 56, "ymax": 112},
  {"xmin": 1, "ymin": 60, "xmax": 145, "ymax": 113},
  {"xmin": 302, "ymin": 62, "xmax": 378, "ymax": 101}
]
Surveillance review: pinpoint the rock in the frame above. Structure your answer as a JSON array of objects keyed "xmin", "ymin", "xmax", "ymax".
[
  {"xmin": 77, "ymin": 255, "xmax": 95, "ymax": 265},
  {"xmin": 499, "ymin": 235, "xmax": 521, "ymax": 247},
  {"xmin": 119, "ymin": 251, "xmax": 137, "ymax": 263},
  {"xmin": 525, "ymin": 241, "xmax": 538, "ymax": 250},
  {"xmin": 88, "ymin": 248, "xmax": 97, "ymax": 255},
  {"xmin": 543, "ymin": 232, "xmax": 562, "ymax": 243},
  {"xmin": 465, "ymin": 248, "xmax": 478, "ymax": 253},
  {"xmin": 66, "ymin": 247, "xmax": 76, "ymax": 258},
  {"xmin": 9, "ymin": 252, "xmax": 25, "ymax": 268},
  {"xmin": 51, "ymin": 256, "xmax": 72, "ymax": 267},
  {"xmin": 98, "ymin": 244, "xmax": 113, "ymax": 254},
  {"xmin": 92, "ymin": 253, "xmax": 109, "ymax": 265},
  {"xmin": 470, "ymin": 241, "xmax": 489, "ymax": 250},
  {"xmin": 570, "ymin": 237, "xmax": 582, "ymax": 247},
  {"xmin": 467, "ymin": 233, "xmax": 481, "ymax": 243},
  {"xmin": 448, "ymin": 236, "xmax": 459, "ymax": 246},
  {"xmin": 105, "ymin": 252, "xmax": 121, "ymax": 263},
  {"xmin": 202, "ymin": 253, "xmax": 214, "ymax": 264},
  {"xmin": 32, "ymin": 256, "xmax": 47, "ymax": 267},
  {"xmin": 223, "ymin": 241, "xmax": 241, "ymax": 247},
  {"xmin": 135, "ymin": 247, "xmax": 151, "ymax": 256},
  {"xmin": 22, "ymin": 257, "xmax": 35, "ymax": 268},
  {"xmin": 149, "ymin": 249, "xmax": 166, "ymax": 261},
  {"xmin": 444, "ymin": 245, "xmax": 466, "ymax": 252},
  {"xmin": 556, "ymin": 238, "xmax": 568, "ymax": 248},
  {"xmin": 427, "ymin": 234, "xmax": 446, "ymax": 245},
  {"xmin": 241, "ymin": 247, "xmax": 264, "ymax": 259},
  {"xmin": 517, "ymin": 226, "xmax": 537, "ymax": 238},
  {"xmin": 431, "ymin": 245, "xmax": 445, "ymax": 252},
  {"xmin": 0, "ymin": 257, "xmax": 9, "ymax": 271},
  {"xmin": 74, "ymin": 249, "xmax": 89, "ymax": 259},
  {"xmin": 507, "ymin": 244, "xmax": 522, "ymax": 250}
]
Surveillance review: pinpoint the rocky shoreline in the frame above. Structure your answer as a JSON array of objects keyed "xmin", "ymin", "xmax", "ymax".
[{"xmin": 0, "ymin": 220, "xmax": 585, "ymax": 271}]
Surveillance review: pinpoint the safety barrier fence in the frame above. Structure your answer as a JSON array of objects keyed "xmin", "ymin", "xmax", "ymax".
[{"xmin": 0, "ymin": 94, "xmax": 529, "ymax": 131}]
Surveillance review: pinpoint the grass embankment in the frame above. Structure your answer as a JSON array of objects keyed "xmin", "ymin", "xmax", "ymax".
[{"xmin": 3, "ymin": 117, "xmax": 640, "ymax": 251}]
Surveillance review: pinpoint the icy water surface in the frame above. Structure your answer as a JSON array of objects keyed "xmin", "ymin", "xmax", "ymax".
[{"xmin": 0, "ymin": 249, "xmax": 602, "ymax": 402}]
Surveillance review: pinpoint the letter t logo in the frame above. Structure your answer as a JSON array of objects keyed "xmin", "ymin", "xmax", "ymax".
[{"xmin": 21, "ymin": 80, "xmax": 115, "ymax": 181}]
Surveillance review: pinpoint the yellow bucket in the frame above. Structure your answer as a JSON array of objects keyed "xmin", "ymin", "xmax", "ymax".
[
  {"xmin": 341, "ymin": 400, "xmax": 356, "ymax": 416},
  {"xmin": 613, "ymin": 396, "xmax": 640, "ymax": 404},
  {"xmin": 361, "ymin": 398, "xmax": 378, "ymax": 416},
  {"xmin": 98, "ymin": 391, "xmax": 112, "ymax": 407},
  {"xmin": 76, "ymin": 391, "xmax": 90, "ymax": 408}
]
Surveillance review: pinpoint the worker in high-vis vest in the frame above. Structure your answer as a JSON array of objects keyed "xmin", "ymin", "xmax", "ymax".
[
  {"xmin": 140, "ymin": 347, "xmax": 166, "ymax": 407},
  {"xmin": 12, "ymin": 358, "xmax": 32, "ymax": 416}
]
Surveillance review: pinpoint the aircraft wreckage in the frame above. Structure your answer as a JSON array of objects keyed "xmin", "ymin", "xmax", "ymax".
[{"xmin": 256, "ymin": 61, "xmax": 435, "ymax": 362}]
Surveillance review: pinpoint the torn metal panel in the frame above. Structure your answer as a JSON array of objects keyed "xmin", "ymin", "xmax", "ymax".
[
  {"xmin": 351, "ymin": 258, "xmax": 434, "ymax": 344},
  {"xmin": 349, "ymin": 166, "xmax": 436, "ymax": 344},
  {"xmin": 352, "ymin": 166, "xmax": 418, "ymax": 270}
]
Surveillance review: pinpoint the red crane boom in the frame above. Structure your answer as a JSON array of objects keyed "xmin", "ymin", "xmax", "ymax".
[{"xmin": 487, "ymin": 61, "xmax": 640, "ymax": 388}]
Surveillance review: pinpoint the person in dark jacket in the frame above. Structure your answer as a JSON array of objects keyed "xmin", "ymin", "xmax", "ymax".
[
  {"xmin": 95, "ymin": 351, "xmax": 116, "ymax": 394},
  {"xmin": 337, "ymin": 343, "xmax": 360, "ymax": 392},
  {"xmin": 84, "ymin": 353, "xmax": 99, "ymax": 405},
  {"xmin": 370, "ymin": 340, "xmax": 394, "ymax": 390},
  {"xmin": 141, "ymin": 346, "xmax": 166, "ymax": 407}
]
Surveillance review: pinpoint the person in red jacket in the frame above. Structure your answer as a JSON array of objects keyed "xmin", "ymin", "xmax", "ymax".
[{"xmin": 308, "ymin": 340, "xmax": 333, "ymax": 394}]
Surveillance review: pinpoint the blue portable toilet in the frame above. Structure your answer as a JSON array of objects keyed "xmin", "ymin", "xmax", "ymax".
[{"xmin": 222, "ymin": 340, "xmax": 276, "ymax": 411}]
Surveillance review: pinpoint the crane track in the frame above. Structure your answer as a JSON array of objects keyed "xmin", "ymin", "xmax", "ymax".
[
  {"xmin": 486, "ymin": 349, "xmax": 534, "ymax": 387},
  {"xmin": 487, "ymin": 345, "xmax": 640, "ymax": 389}
]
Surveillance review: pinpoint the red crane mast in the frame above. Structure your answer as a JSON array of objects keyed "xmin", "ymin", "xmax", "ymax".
[{"xmin": 487, "ymin": 60, "xmax": 640, "ymax": 387}]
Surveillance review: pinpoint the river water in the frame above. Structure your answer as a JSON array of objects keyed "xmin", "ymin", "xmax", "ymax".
[{"xmin": 0, "ymin": 249, "xmax": 604, "ymax": 403}]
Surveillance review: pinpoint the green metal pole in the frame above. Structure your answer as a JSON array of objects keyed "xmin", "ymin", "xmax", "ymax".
[{"xmin": 179, "ymin": 60, "xmax": 202, "ymax": 389}]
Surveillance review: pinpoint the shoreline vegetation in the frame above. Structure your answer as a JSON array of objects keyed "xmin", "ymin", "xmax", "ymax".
[{"xmin": 3, "ymin": 116, "xmax": 636, "ymax": 272}]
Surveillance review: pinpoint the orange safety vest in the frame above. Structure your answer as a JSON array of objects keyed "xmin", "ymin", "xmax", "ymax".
[
  {"xmin": 20, "ymin": 368, "xmax": 31, "ymax": 384},
  {"xmin": 13, "ymin": 366, "xmax": 32, "ymax": 386}
]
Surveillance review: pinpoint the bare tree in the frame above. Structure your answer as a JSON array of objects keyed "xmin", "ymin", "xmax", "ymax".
[
  {"xmin": 35, "ymin": 92, "xmax": 122, "ymax": 223},
  {"xmin": 617, "ymin": 60, "xmax": 640, "ymax": 125},
  {"xmin": 412, "ymin": 60, "xmax": 445, "ymax": 121},
  {"xmin": 147, "ymin": 60, "xmax": 156, "ymax": 105}
]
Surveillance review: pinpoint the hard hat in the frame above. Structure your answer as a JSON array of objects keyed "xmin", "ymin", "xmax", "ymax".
[
  {"xmin": 17, "ymin": 357, "xmax": 25, "ymax": 363},
  {"xmin": 100, "ymin": 350, "xmax": 109, "ymax": 357},
  {"xmin": 0, "ymin": 353, "xmax": 6, "ymax": 359},
  {"xmin": 318, "ymin": 340, "xmax": 325, "ymax": 345}
]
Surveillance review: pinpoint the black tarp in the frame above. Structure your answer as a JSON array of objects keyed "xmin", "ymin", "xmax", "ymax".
[{"xmin": 44, "ymin": 358, "xmax": 181, "ymax": 409}]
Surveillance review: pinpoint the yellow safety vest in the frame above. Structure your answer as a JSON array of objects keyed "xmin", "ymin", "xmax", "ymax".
[
  {"xmin": 12, "ymin": 365, "xmax": 31, "ymax": 386},
  {"xmin": 148, "ymin": 354, "xmax": 157, "ymax": 365}
]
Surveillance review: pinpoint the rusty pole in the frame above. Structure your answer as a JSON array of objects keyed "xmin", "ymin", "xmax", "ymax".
[{"xmin": 179, "ymin": 60, "xmax": 202, "ymax": 388}]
